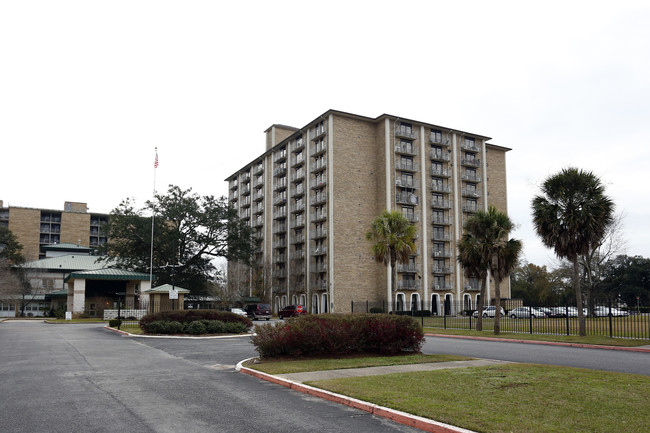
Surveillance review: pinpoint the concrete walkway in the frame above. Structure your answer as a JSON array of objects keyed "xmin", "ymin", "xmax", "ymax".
[{"xmin": 275, "ymin": 359, "xmax": 510, "ymax": 383}]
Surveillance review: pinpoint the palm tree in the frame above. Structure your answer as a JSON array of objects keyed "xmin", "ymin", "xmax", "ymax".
[
  {"xmin": 457, "ymin": 206, "xmax": 522, "ymax": 334},
  {"xmin": 365, "ymin": 210, "xmax": 417, "ymax": 312},
  {"xmin": 532, "ymin": 167, "xmax": 614, "ymax": 336}
]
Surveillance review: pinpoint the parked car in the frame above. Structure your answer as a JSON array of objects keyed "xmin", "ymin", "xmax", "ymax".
[
  {"xmin": 472, "ymin": 306, "xmax": 506, "ymax": 318},
  {"xmin": 538, "ymin": 307, "xmax": 561, "ymax": 318},
  {"xmin": 278, "ymin": 305, "xmax": 307, "ymax": 319},
  {"xmin": 565, "ymin": 307, "xmax": 580, "ymax": 317},
  {"xmin": 593, "ymin": 306, "xmax": 629, "ymax": 317},
  {"xmin": 244, "ymin": 303, "xmax": 272, "ymax": 320},
  {"xmin": 509, "ymin": 307, "xmax": 547, "ymax": 319},
  {"xmin": 230, "ymin": 308, "xmax": 247, "ymax": 317},
  {"xmin": 548, "ymin": 307, "xmax": 568, "ymax": 318}
]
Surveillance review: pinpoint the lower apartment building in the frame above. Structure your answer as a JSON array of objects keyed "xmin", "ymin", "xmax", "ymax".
[
  {"xmin": 0, "ymin": 201, "xmax": 108, "ymax": 262},
  {"xmin": 226, "ymin": 110, "xmax": 511, "ymax": 315}
]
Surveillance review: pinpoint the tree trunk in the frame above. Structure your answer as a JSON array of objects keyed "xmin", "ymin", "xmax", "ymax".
[
  {"xmin": 390, "ymin": 256, "xmax": 396, "ymax": 313},
  {"xmin": 494, "ymin": 278, "xmax": 501, "ymax": 335},
  {"xmin": 574, "ymin": 258, "xmax": 586, "ymax": 337},
  {"xmin": 476, "ymin": 281, "xmax": 486, "ymax": 332}
]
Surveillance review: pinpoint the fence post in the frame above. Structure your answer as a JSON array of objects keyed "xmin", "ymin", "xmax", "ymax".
[
  {"xmin": 529, "ymin": 305, "xmax": 533, "ymax": 334},
  {"xmin": 565, "ymin": 304, "xmax": 570, "ymax": 336},
  {"xmin": 351, "ymin": 301, "xmax": 354, "ymax": 313},
  {"xmin": 608, "ymin": 299, "xmax": 613, "ymax": 339}
]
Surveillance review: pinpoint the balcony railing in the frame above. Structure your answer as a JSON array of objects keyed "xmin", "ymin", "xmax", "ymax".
[
  {"xmin": 311, "ymin": 263, "xmax": 328, "ymax": 273},
  {"xmin": 463, "ymin": 204, "xmax": 478, "ymax": 213},
  {"xmin": 397, "ymin": 263, "xmax": 421, "ymax": 273},
  {"xmin": 273, "ymin": 209, "xmax": 287, "ymax": 220},
  {"xmin": 460, "ymin": 141, "xmax": 480, "ymax": 152},
  {"xmin": 395, "ymin": 281, "xmax": 420, "ymax": 291},
  {"xmin": 461, "ymin": 157, "xmax": 481, "ymax": 167},
  {"xmin": 394, "ymin": 143, "xmax": 417, "ymax": 156},
  {"xmin": 253, "ymin": 191, "xmax": 264, "ymax": 202},
  {"xmin": 273, "ymin": 195, "xmax": 287, "ymax": 205},
  {"xmin": 431, "ymin": 183, "xmax": 451, "ymax": 193},
  {"xmin": 429, "ymin": 150, "xmax": 450, "ymax": 161},
  {"xmin": 432, "ymin": 249, "xmax": 452, "ymax": 258},
  {"xmin": 431, "ymin": 199, "xmax": 452, "ymax": 209},
  {"xmin": 462, "ymin": 173, "xmax": 482, "ymax": 183},
  {"xmin": 396, "ymin": 178, "xmax": 418, "ymax": 189},
  {"xmin": 395, "ymin": 128, "xmax": 418, "ymax": 140},
  {"xmin": 290, "ymin": 217, "xmax": 305, "ymax": 228},
  {"xmin": 273, "ymin": 150, "xmax": 287, "ymax": 163},
  {"xmin": 253, "ymin": 163, "xmax": 264, "ymax": 175},
  {"xmin": 311, "ymin": 159, "xmax": 327, "ymax": 173},
  {"xmin": 311, "ymin": 178, "xmax": 327, "ymax": 189},
  {"xmin": 432, "ymin": 265, "xmax": 454, "ymax": 274},
  {"xmin": 430, "ymin": 168, "xmax": 450, "ymax": 177},
  {"xmin": 291, "ymin": 155, "xmax": 305, "ymax": 167},
  {"xmin": 273, "ymin": 167, "xmax": 287, "ymax": 177},
  {"xmin": 292, "ymin": 185, "xmax": 305, "ymax": 197},
  {"xmin": 430, "ymin": 135, "xmax": 449, "ymax": 146},
  {"xmin": 311, "ymin": 246, "xmax": 327, "ymax": 256},
  {"xmin": 310, "ymin": 227, "xmax": 327, "ymax": 239},
  {"xmin": 291, "ymin": 234, "xmax": 305, "ymax": 244},
  {"xmin": 432, "ymin": 282, "xmax": 453, "ymax": 291},
  {"xmin": 431, "ymin": 232, "xmax": 451, "ymax": 241},
  {"xmin": 432, "ymin": 216, "xmax": 451, "ymax": 225},
  {"xmin": 291, "ymin": 138, "xmax": 305, "ymax": 152},
  {"xmin": 310, "ymin": 212, "xmax": 327, "ymax": 222},
  {"xmin": 396, "ymin": 193, "xmax": 419, "ymax": 205},
  {"xmin": 310, "ymin": 279, "xmax": 328, "ymax": 291},
  {"xmin": 395, "ymin": 160, "xmax": 416, "ymax": 172},
  {"xmin": 290, "ymin": 250, "xmax": 305, "ymax": 260},
  {"xmin": 461, "ymin": 188, "xmax": 481, "ymax": 198},
  {"xmin": 292, "ymin": 202, "xmax": 305, "ymax": 213},
  {"xmin": 310, "ymin": 141, "xmax": 327, "ymax": 157},
  {"xmin": 272, "ymin": 222, "xmax": 287, "ymax": 233},
  {"xmin": 464, "ymin": 284, "xmax": 480, "ymax": 292},
  {"xmin": 310, "ymin": 193, "xmax": 327, "ymax": 205},
  {"xmin": 290, "ymin": 170, "xmax": 305, "ymax": 183}
]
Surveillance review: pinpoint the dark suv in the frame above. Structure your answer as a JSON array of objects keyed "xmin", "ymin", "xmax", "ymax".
[{"xmin": 244, "ymin": 303, "xmax": 272, "ymax": 321}]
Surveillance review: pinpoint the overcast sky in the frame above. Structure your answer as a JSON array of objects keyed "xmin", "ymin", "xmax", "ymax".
[{"xmin": 2, "ymin": 1, "xmax": 649, "ymax": 269}]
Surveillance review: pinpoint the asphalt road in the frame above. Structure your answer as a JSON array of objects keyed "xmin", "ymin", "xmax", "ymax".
[
  {"xmin": 422, "ymin": 335, "xmax": 650, "ymax": 376},
  {"xmin": 0, "ymin": 321, "xmax": 422, "ymax": 433}
]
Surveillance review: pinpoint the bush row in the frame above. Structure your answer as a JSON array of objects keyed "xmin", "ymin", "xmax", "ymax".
[
  {"xmin": 145, "ymin": 319, "xmax": 248, "ymax": 335},
  {"xmin": 139, "ymin": 309, "xmax": 252, "ymax": 334},
  {"xmin": 250, "ymin": 314, "xmax": 424, "ymax": 358}
]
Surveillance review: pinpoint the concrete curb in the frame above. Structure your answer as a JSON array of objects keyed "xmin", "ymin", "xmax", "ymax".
[
  {"xmin": 236, "ymin": 358, "xmax": 475, "ymax": 433},
  {"xmin": 425, "ymin": 333, "xmax": 650, "ymax": 353},
  {"xmin": 103, "ymin": 325, "xmax": 254, "ymax": 339}
]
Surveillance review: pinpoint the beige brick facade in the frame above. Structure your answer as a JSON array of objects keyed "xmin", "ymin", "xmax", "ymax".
[
  {"xmin": 0, "ymin": 202, "xmax": 108, "ymax": 261},
  {"xmin": 226, "ymin": 110, "xmax": 511, "ymax": 314}
]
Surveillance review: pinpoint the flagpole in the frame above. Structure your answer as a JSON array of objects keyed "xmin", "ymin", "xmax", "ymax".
[{"xmin": 150, "ymin": 147, "xmax": 158, "ymax": 289}]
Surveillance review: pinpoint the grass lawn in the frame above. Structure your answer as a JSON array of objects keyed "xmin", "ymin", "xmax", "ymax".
[
  {"xmin": 306, "ymin": 363, "xmax": 650, "ymax": 433},
  {"xmin": 425, "ymin": 328, "xmax": 650, "ymax": 347},
  {"xmin": 246, "ymin": 353, "xmax": 472, "ymax": 374}
]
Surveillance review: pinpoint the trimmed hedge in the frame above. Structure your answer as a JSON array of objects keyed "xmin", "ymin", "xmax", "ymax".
[
  {"xmin": 250, "ymin": 314, "xmax": 424, "ymax": 358},
  {"xmin": 139, "ymin": 309, "xmax": 252, "ymax": 334}
]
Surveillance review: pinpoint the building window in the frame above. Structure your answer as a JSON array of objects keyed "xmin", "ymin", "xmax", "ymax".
[
  {"xmin": 398, "ymin": 122, "xmax": 413, "ymax": 136},
  {"xmin": 431, "ymin": 129, "xmax": 442, "ymax": 143}
]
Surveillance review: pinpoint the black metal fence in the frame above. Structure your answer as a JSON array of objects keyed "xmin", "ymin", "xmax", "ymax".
[{"xmin": 355, "ymin": 299, "xmax": 650, "ymax": 340}]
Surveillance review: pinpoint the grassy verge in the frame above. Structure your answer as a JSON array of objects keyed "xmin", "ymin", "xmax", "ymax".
[
  {"xmin": 45, "ymin": 318, "xmax": 107, "ymax": 324},
  {"xmin": 425, "ymin": 328, "xmax": 649, "ymax": 347},
  {"xmin": 246, "ymin": 353, "xmax": 472, "ymax": 374},
  {"xmin": 307, "ymin": 363, "xmax": 650, "ymax": 433}
]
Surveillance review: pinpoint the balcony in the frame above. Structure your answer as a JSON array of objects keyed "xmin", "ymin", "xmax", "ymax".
[
  {"xmin": 396, "ymin": 192, "xmax": 419, "ymax": 205},
  {"xmin": 431, "ymin": 181, "xmax": 451, "ymax": 193},
  {"xmin": 394, "ymin": 160, "xmax": 416, "ymax": 172},
  {"xmin": 463, "ymin": 204, "xmax": 479, "ymax": 213},
  {"xmin": 229, "ymin": 181, "xmax": 238, "ymax": 191},
  {"xmin": 461, "ymin": 157, "xmax": 481, "ymax": 168},
  {"xmin": 252, "ymin": 177, "xmax": 263, "ymax": 188},
  {"xmin": 432, "ymin": 249, "xmax": 452, "ymax": 258},
  {"xmin": 310, "ymin": 227, "xmax": 327, "ymax": 239},
  {"xmin": 462, "ymin": 173, "xmax": 482, "ymax": 183},
  {"xmin": 394, "ymin": 143, "xmax": 417, "ymax": 156},
  {"xmin": 291, "ymin": 202, "xmax": 305, "ymax": 213},
  {"xmin": 395, "ymin": 128, "xmax": 418, "ymax": 140},
  {"xmin": 313, "ymin": 123, "xmax": 327, "ymax": 139},
  {"xmin": 290, "ymin": 250, "xmax": 305, "ymax": 260},
  {"xmin": 273, "ymin": 209, "xmax": 287, "ymax": 220},
  {"xmin": 273, "ymin": 149, "xmax": 287, "ymax": 163},
  {"xmin": 290, "ymin": 170, "xmax": 305, "ymax": 183},
  {"xmin": 432, "ymin": 282, "xmax": 453, "ymax": 291},
  {"xmin": 240, "ymin": 197, "xmax": 251, "ymax": 207},
  {"xmin": 273, "ymin": 195, "xmax": 287, "ymax": 205},
  {"xmin": 461, "ymin": 188, "xmax": 481, "ymax": 198},
  {"xmin": 253, "ymin": 218, "xmax": 263, "ymax": 227},
  {"xmin": 395, "ymin": 281, "xmax": 420, "ymax": 291},
  {"xmin": 273, "ymin": 179, "xmax": 287, "ymax": 191},
  {"xmin": 311, "ymin": 263, "xmax": 328, "ymax": 273},
  {"xmin": 310, "ymin": 192, "xmax": 327, "ymax": 205},
  {"xmin": 311, "ymin": 246, "xmax": 327, "ymax": 256},
  {"xmin": 229, "ymin": 194, "xmax": 238, "ymax": 203},
  {"xmin": 397, "ymin": 263, "xmax": 420, "ymax": 273},
  {"xmin": 431, "ymin": 199, "xmax": 452, "ymax": 209},
  {"xmin": 430, "ymin": 168, "xmax": 450, "ymax": 178},
  {"xmin": 310, "ymin": 279, "xmax": 328, "ymax": 291},
  {"xmin": 291, "ymin": 155, "xmax": 305, "ymax": 167},
  {"xmin": 429, "ymin": 150, "xmax": 451, "ymax": 161},
  {"xmin": 274, "ymin": 269, "xmax": 287, "ymax": 279},
  {"xmin": 291, "ymin": 138, "xmax": 305, "ymax": 152},
  {"xmin": 395, "ymin": 178, "xmax": 418, "ymax": 189},
  {"xmin": 311, "ymin": 212, "xmax": 327, "ymax": 222},
  {"xmin": 253, "ymin": 190, "xmax": 264, "ymax": 202},
  {"xmin": 431, "ymin": 232, "xmax": 451, "ymax": 241},
  {"xmin": 432, "ymin": 215, "xmax": 451, "ymax": 225},
  {"xmin": 292, "ymin": 184, "xmax": 305, "ymax": 197},
  {"xmin": 310, "ymin": 141, "xmax": 327, "ymax": 157},
  {"xmin": 272, "ymin": 222, "xmax": 287, "ymax": 233},
  {"xmin": 291, "ymin": 216, "xmax": 305, "ymax": 228},
  {"xmin": 273, "ymin": 253, "xmax": 286, "ymax": 262},
  {"xmin": 430, "ymin": 135, "xmax": 449, "ymax": 146},
  {"xmin": 273, "ymin": 167, "xmax": 287, "ymax": 177},
  {"xmin": 253, "ymin": 203, "xmax": 264, "ymax": 214},
  {"xmin": 464, "ymin": 283, "xmax": 481, "ymax": 292},
  {"xmin": 311, "ymin": 159, "xmax": 327, "ymax": 173},
  {"xmin": 461, "ymin": 141, "xmax": 480, "ymax": 152},
  {"xmin": 253, "ymin": 163, "xmax": 264, "ymax": 176},
  {"xmin": 291, "ymin": 234, "xmax": 305, "ymax": 244},
  {"xmin": 432, "ymin": 265, "xmax": 454, "ymax": 274},
  {"xmin": 311, "ymin": 177, "xmax": 327, "ymax": 189},
  {"xmin": 240, "ymin": 171, "xmax": 251, "ymax": 182}
]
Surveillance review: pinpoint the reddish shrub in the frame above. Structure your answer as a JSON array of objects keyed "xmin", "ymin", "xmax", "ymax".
[{"xmin": 250, "ymin": 314, "xmax": 423, "ymax": 358}]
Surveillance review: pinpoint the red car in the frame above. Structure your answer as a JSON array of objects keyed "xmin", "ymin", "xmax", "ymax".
[{"xmin": 278, "ymin": 305, "xmax": 307, "ymax": 319}]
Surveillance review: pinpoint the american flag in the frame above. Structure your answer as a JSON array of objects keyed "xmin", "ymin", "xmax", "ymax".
[{"xmin": 154, "ymin": 148, "xmax": 159, "ymax": 168}]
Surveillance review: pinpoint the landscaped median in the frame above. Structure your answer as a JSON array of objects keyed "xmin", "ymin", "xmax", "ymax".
[{"xmin": 241, "ymin": 355, "xmax": 650, "ymax": 433}]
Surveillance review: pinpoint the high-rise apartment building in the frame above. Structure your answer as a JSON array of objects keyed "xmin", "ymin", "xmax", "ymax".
[
  {"xmin": 0, "ymin": 201, "xmax": 108, "ymax": 261},
  {"xmin": 226, "ymin": 110, "xmax": 511, "ymax": 315}
]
